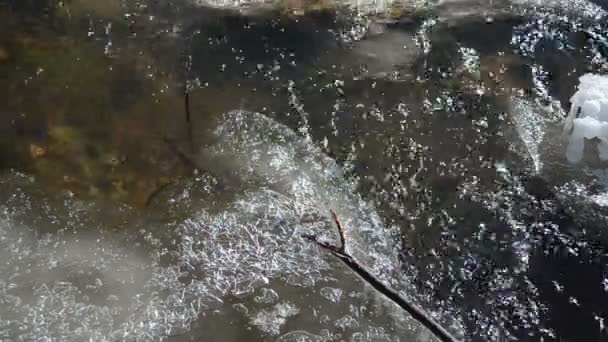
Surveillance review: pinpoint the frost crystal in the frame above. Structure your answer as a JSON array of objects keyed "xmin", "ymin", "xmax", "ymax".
[
  {"xmin": 320, "ymin": 287, "xmax": 343, "ymax": 303},
  {"xmin": 250, "ymin": 302, "xmax": 299, "ymax": 336}
]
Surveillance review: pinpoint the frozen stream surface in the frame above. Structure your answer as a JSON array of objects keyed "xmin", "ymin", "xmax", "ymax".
[
  {"xmin": 0, "ymin": 111, "xmax": 439, "ymax": 341},
  {"xmin": 2, "ymin": 0, "xmax": 608, "ymax": 341}
]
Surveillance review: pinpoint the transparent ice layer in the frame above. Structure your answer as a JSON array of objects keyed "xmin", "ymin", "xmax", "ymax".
[
  {"xmin": 189, "ymin": 0, "xmax": 606, "ymax": 20},
  {"xmin": 0, "ymin": 111, "xmax": 436, "ymax": 341}
]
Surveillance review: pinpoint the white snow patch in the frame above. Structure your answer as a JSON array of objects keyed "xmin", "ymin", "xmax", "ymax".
[{"xmin": 564, "ymin": 74, "xmax": 608, "ymax": 163}]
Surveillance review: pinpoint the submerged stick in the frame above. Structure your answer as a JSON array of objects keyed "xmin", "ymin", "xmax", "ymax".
[
  {"xmin": 303, "ymin": 211, "xmax": 461, "ymax": 342},
  {"xmin": 144, "ymin": 178, "xmax": 178, "ymax": 208},
  {"xmin": 183, "ymin": 43, "xmax": 194, "ymax": 152},
  {"xmin": 184, "ymin": 90, "xmax": 194, "ymax": 152}
]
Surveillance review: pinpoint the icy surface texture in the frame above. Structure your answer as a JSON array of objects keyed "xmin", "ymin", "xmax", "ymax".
[
  {"xmin": 188, "ymin": 0, "xmax": 606, "ymax": 19},
  {"xmin": 510, "ymin": 97, "xmax": 564, "ymax": 173},
  {"xmin": 189, "ymin": 0, "xmax": 421, "ymax": 14},
  {"xmin": 0, "ymin": 201, "xmax": 154, "ymax": 340},
  {"xmin": 250, "ymin": 302, "xmax": 299, "ymax": 335},
  {"xmin": 564, "ymin": 74, "xmax": 608, "ymax": 163},
  {"xmin": 512, "ymin": 98, "xmax": 547, "ymax": 172},
  {"xmin": 209, "ymin": 111, "xmax": 402, "ymax": 281},
  {"xmin": 277, "ymin": 330, "xmax": 326, "ymax": 342},
  {"xmin": 0, "ymin": 111, "xmax": 433, "ymax": 341}
]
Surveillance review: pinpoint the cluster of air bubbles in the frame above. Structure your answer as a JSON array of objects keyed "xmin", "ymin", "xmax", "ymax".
[
  {"xmin": 287, "ymin": 80, "xmax": 312, "ymax": 140},
  {"xmin": 556, "ymin": 179, "xmax": 608, "ymax": 213},
  {"xmin": 512, "ymin": 5, "xmax": 608, "ymax": 70},
  {"xmin": 512, "ymin": 15, "xmax": 579, "ymax": 58},
  {"xmin": 515, "ymin": 0, "xmax": 607, "ymax": 21},
  {"xmin": 510, "ymin": 98, "xmax": 551, "ymax": 172},
  {"xmin": 250, "ymin": 302, "xmax": 300, "ymax": 335},
  {"xmin": 453, "ymin": 164, "xmax": 554, "ymax": 339}
]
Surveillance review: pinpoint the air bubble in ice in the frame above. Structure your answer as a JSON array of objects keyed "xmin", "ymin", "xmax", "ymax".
[
  {"xmin": 319, "ymin": 287, "xmax": 343, "ymax": 303},
  {"xmin": 250, "ymin": 302, "xmax": 299, "ymax": 336},
  {"xmin": 233, "ymin": 303, "xmax": 249, "ymax": 315},
  {"xmin": 334, "ymin": 315, "xmax": 360, "ymax": 330},
  {"xmin": 254, "ymin": 288, "xmax": 280, "ymax": 305}
]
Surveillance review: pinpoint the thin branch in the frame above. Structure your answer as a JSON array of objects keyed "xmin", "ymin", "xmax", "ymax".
[
  {"xmin": 330, "ymin": 209, "xmax": 346, "ymax": 251},
  {"xmin": 183, "ymin": 38, "xmax": 194, "ymax": 152},
  {"xmin": 144, "ymin": 178, "xmax": 179, "ymax": 208},
  {"xmin": 185, "ymin": 91, "xmax": 192, "ymax": 124},
  {"xmin": 184, "ymin": 90, "xmax": 194, "ymax": 152},
  {"xmin": 301, "ymin": 234, "xmax": 344, "ymax": 255},
  {"xmin": 304, "ymin": 210, "xmax": 461, "ymax": 342}
]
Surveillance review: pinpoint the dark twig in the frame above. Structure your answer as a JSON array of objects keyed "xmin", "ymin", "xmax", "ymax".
[
  {"xmin": 183, "ymin": 40, "xmax": 194, "ymax": 152},
  {"xmin": 303, "ymin": 210, "xmax": 461, "ymax": 342},
  {"xmin": 184, "ymin": 90, "xmax": 193, "ymax": 152},
  {"xmin": 144, "ymin": 178, "xmax": 179, "ymax": 208},
  {"xmin": 330, "ymin": 209, "xmax": 346, "ymax": 251},
  {"xmin": 185, "ymin": 91, "xmax": 192, "ymax": 124}
]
